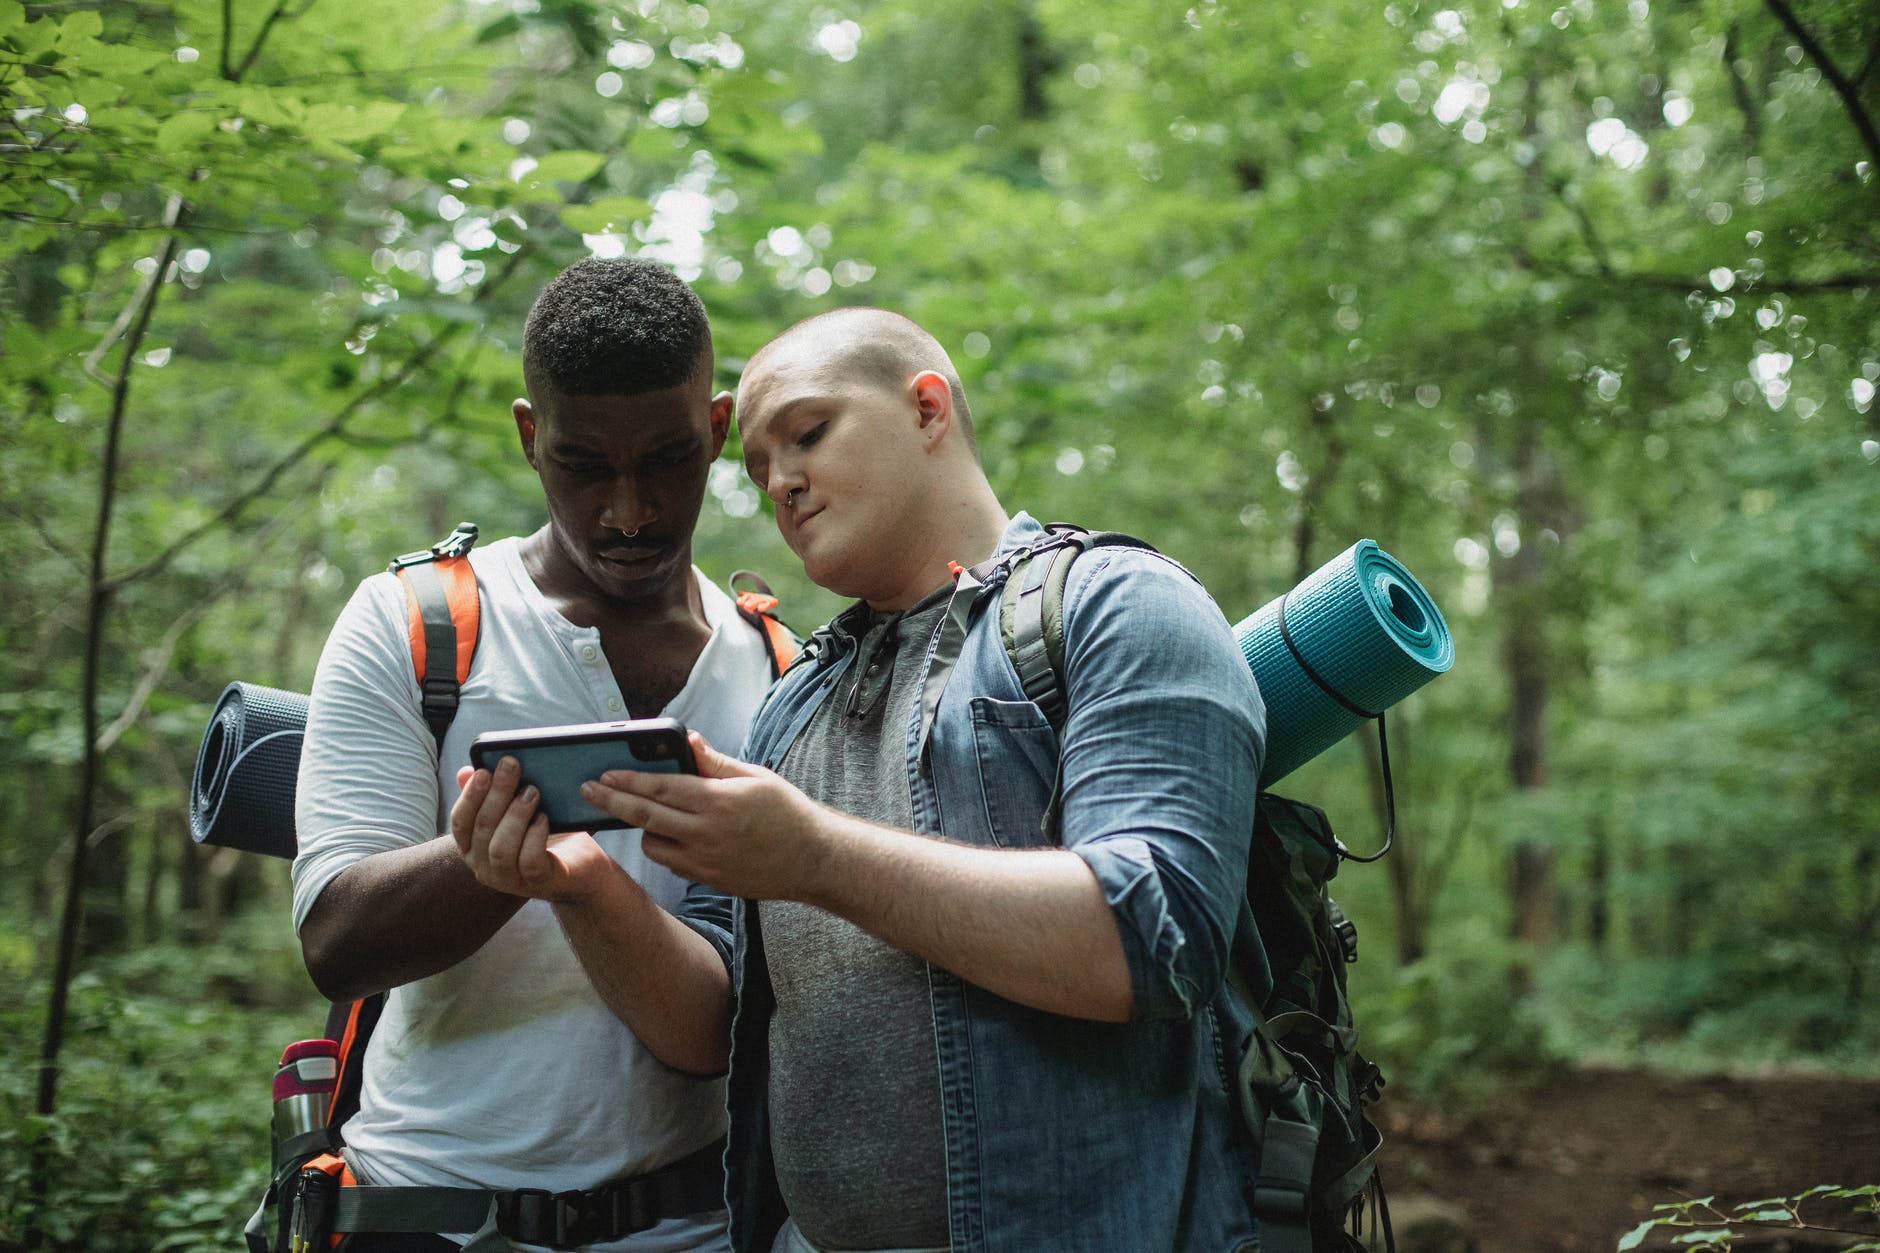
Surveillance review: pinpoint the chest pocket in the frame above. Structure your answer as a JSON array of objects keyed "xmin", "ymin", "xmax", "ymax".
[{"xmin": 966, "ymin": 696, "xmax": 1059, "ymax": 848}]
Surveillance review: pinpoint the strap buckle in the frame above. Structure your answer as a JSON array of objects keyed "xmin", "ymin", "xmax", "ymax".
[
  {"xmin": 431, "ymin": 522, "xmax": 479, "ymax": 560},
  {"xmin": 388, "ymin": 522, "xmax": 479, "ymax": 572},
  {"xmin": 1252, "ymin": 1180, "xmax": 1310, "ymax": 1224},
  {"xmin": 498, "ymin": 1179, "xmax": 655, "ymax": 1248},
  {"xmin": 418, "ymin": 674, "xmax": 460, "ymax": 727}
]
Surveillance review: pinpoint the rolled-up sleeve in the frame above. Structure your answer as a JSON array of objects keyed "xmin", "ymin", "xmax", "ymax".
[
  {"xmin": 675, "ymin": 879, "xmax": 737, "ymax": 971},
  {"xmin": 291, "ymin": 575, "xmax": 443, "ymax": 930},
  {"xmin": 1055, "ymin": 550, "xmax": 1264, "ymax": 1021}
]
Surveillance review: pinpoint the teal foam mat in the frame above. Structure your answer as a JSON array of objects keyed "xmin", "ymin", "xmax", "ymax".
[{"xmin": 1232, "ymin": 539, "xmax": 1453, "ymax": 786}]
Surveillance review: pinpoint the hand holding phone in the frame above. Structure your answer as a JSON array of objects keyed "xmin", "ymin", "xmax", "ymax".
[{"xmin": 467, "ymin": 717, "xmax": 697, "ymax": 833}]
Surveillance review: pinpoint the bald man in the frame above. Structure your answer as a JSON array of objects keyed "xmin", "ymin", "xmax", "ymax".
[{"xmin": 457, "ymin": 309, "xmax": 1268, "ymax": 1253}]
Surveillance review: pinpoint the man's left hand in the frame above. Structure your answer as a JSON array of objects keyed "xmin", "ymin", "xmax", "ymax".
[{"xmin": 582, "ymin": 732, "xmax": 833, "ymax": 900}]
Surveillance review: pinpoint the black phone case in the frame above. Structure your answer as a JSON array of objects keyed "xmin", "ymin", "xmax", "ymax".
[{"xmin": 468, "ymin": 719, "xmax": 696, "ymax": 833}]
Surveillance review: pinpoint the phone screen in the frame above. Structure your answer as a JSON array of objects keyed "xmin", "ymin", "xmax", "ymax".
[{"xmin": 468, "ymin": 718, "xmax": 696, "ymax": 833}]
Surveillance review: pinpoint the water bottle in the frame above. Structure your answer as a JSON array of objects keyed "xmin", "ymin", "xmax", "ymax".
[{"xmin": 271, "ymin": 1039, "xmax": 339, "ymax": 1165}]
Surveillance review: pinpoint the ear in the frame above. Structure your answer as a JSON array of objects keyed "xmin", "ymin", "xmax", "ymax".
[
  {"xmin": 709, "ymin": 390, "xmax": 734, "ymax": 457},
  {"xmin": 911, "ymin": 371, "xmax": 952, "ymax": 444},
  {"xmin": 513, "ymin": 397, "xmax": 538, "ymax": 467}
]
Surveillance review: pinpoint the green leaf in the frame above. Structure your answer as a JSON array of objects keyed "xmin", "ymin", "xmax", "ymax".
[
  {"xmin": 1619, "ymin": 1219, "xmax": 1657, "ymax": 1250},
  {"xmin": 155, "ymin": 110, "xmax": 216, "ymax": 153},
  {"xmin": 557, "ymin": 195, "xmax": 652, "ymax": 235},
  {"xmin": 302, "ymin": 101, "xmax": 404, "ymax": 144},
  {"xmin": 476, "ymin": 13, "xmax": 521, "ymax": 43},
  {"xmin": 1672, "ymin": 1232, "xmax": 1734, "ymax": 1247},
  {"xmin": 522, "ymin": 149, "xmax": 607, "ymax": 186},
  {"xmin": 11, "ymin": 9, "xmax": 57, "ymax": 57},
  {"xmin": 57, "ymin": 8, "xmax": 103, "ymax": 44}
]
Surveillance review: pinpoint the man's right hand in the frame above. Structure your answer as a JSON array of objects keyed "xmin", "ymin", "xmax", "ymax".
[{"xmin": 451, "ymin": 759, "xmax": 613, "ymax": 904}]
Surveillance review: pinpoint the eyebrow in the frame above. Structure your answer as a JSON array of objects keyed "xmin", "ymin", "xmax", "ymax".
[{"xmin": 752, "ymin": 394, "xmax": 827, "ymax": 431}]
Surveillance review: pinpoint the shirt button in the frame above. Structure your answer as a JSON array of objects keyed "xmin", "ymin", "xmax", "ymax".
[
  {"xmin": 606, "ymin": 697, "xmax": 622, "ymax": 712},
  {"xmin": 582, "ymin": 645, "xmax": 598, "ymax": 661}
]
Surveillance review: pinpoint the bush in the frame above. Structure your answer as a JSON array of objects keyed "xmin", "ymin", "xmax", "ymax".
[
  {"xmin": 1359, "ymin": 943, "xmax": 1560, "ymax": 1109},
  {"xmin": 0, "ymin": 913, "xmax": 319, "ymax": 1253}
]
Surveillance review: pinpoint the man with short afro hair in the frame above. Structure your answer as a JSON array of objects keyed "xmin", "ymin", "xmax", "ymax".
[
  {"xmin": 523, "ymin": 256, "xmax": 714, "ymax": 400},
  {"xmin": 293, "ymin": 254, "xmax": 783, "ymax": 1252}
]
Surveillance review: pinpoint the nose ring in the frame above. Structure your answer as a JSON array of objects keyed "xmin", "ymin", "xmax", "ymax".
[{"xmin": 785, "ymin": 488, "xmax": 801, "ymax": 510}]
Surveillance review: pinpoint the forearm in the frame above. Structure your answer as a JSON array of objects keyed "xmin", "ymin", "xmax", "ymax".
[
  {"xmin": 300, "ymin": 838, "xmax": 527, "ymax": 1002},
  {"xmin": 553, "ymin": 869, "xmax": 734, "ymax": 1076},
  {"xmin": 803, "ymin": 811, "xmax": 1134, "ymax": 1023}
]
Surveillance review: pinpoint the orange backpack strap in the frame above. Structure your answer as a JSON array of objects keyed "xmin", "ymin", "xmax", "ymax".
[
  {"xmin": 388, "ymin": 522, "xmax": 481, "ymax": 749},
  {"xmin": 320, "ymin": 993, "xmax": 383, "ymax": 1135},
  {"xmin": 729, "ymin": 571, "xmax": 800, "ymax": 678}
]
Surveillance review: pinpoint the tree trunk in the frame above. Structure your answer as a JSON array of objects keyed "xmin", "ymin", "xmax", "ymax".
[
  {"xmin": 80, "ymin": 800, "xmax": 131, "ymax": 957},
  {"xmin": 1501, "ymin": 62, "xmax": 1560, "ymax": 966},
  {"xmin": 1587, "ymin": 809, "xmax": 1610, "ymax": 955},
  {"xmin": 1500, "ymin": 447, "xmax": 1555, "ymax": 954}
]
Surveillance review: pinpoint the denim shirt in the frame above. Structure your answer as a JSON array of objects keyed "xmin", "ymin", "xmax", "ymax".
[{"xmin": 682, "ymin": 514, "xmax": 1270, "ymax": 1253}]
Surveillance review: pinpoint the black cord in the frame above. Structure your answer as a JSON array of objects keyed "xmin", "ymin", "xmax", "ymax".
[
  {"xmin": 1276, "ymin": 592, "xmax": 1395, "ymax": 863},
  {"xmin": 1340, "ymin": 713, "xmax": 1394, "ymax": 864}
]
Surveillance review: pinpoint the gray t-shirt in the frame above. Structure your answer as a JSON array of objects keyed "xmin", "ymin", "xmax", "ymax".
[{"xmin": 761, "ymin": 592, "xmax": 952, "ymax": 1250}]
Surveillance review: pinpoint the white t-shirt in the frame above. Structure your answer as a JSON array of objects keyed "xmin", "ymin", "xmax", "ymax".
[{"xmin": 292, "ymin": 536, "xmax": 775, "ymax": 1252}]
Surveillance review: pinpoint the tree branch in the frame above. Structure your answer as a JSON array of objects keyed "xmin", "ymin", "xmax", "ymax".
[
  {"xmin": 1517, "ymin": 247, "xmax": 1880, "ymax": 293},
  {"xmin": 1548, "ymin": 174, "xmax": 1613, "ymax": 275},
  {"xmin": 102, "ymin": 247, "xmax": 529, "ymax": 593},
  {"xmin": 94, "ymin": 484, "xmax": 312, "ymax": 754},
  {"xmin": 0, "ymin": 496, "xmax": 82, "ymax": 568},
  {"xmin": 1856, "ymin": 20, "xmax": 1880, "ymax": 87},
  {"xmin": 1616, "ymin": 268, "xmax": 1880, "ymax": 292},
  {"xmin": 95, "ymin": 598, "xmax": 212, "ymax": 755},
  {"xmin": 1764, "ymin": 0, "xmax": 1880, "ymax": 176},
  {"xmin": 219, "ymin": 0, "xmax": 235, "ymax": 80},
  {"xmin": 81, "ymin": 197, "xmax": 185, "ymax": 388},
  {"xmin": 1722, "ymin": 22, "xmax": 1763, "ymax": 151},
  {"xmin": 233, "ymin": 2, "xmax": 292, "ymax": 81}
]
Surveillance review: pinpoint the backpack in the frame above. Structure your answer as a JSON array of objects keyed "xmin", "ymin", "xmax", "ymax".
[
  {"xmin": 246, "ymin": 522, "xmax": 800, "ymax": 1253},
  {"xmin": 998, "ymin": 523, "xmax": 1393, "ymax": 1253}
]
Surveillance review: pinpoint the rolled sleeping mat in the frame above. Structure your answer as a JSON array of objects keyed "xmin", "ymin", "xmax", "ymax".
[
  {"xmin": 1232, "ymin": 539, "xmax": 1454, "ymax": 787},
  {"xmin": 189, "ymin": 682, "xmax": 308, "ymax": 859}
]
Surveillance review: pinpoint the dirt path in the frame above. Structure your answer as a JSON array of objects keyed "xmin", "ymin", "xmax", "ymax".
[{"xmin": 1379, "ymin": 1066, "xmax": 1880, "ymax": 1251}]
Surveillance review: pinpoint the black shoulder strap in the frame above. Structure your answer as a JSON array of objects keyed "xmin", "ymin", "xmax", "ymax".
[
  {"xmin": 387, "ymin": 522, "xmax": 481, "ymax": 750},
  {"xmin": 1000, "ymin": 523, "xmax": 1158, "ymax": 736}
]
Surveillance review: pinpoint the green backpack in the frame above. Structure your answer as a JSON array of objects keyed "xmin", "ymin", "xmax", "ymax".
[{"xmin": 1000, "ymin": 523, "xmax": 1393, "ymax": 1253}]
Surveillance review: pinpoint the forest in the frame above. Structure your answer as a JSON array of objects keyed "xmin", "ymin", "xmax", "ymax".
[{"xmin": 2, "ymin": 0, "xmax": 1877, "ymax": 1248}]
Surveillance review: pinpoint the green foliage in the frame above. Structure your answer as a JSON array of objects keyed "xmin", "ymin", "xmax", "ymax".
[
  {"xmin": 1360, "ymin": 944, "xmax": 1557, "ymax": 1108},
  {"xmin": 0, "ymin": 912, "xmax": 317, "ymax": 1253},
  {"xmin": 1618, "ymin": 1185, "xmax": 1880, "ymax": 1251}
]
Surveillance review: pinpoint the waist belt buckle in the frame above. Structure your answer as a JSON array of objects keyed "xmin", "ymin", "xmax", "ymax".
[
  {"xmin": 500, "ymin": 1179, "xmax": 657, "ymax": 1249},
  {"xmin": 498, "ymin": 1188, "xmax": 595, "ymax": 1249}
]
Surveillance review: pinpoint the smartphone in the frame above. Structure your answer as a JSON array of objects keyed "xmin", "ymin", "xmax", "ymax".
[{"xmin": 467, "ymin": 717, "xmax": 697, "ymax": 833}]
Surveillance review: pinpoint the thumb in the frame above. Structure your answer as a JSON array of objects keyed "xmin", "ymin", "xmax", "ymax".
[
  {"xmin": 690, "ymin": 730, "xmax": 759, "ymax": 780},
  {"xmin": 455, "ymin": 765, "xmax": 475, "ymax": 788}
]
